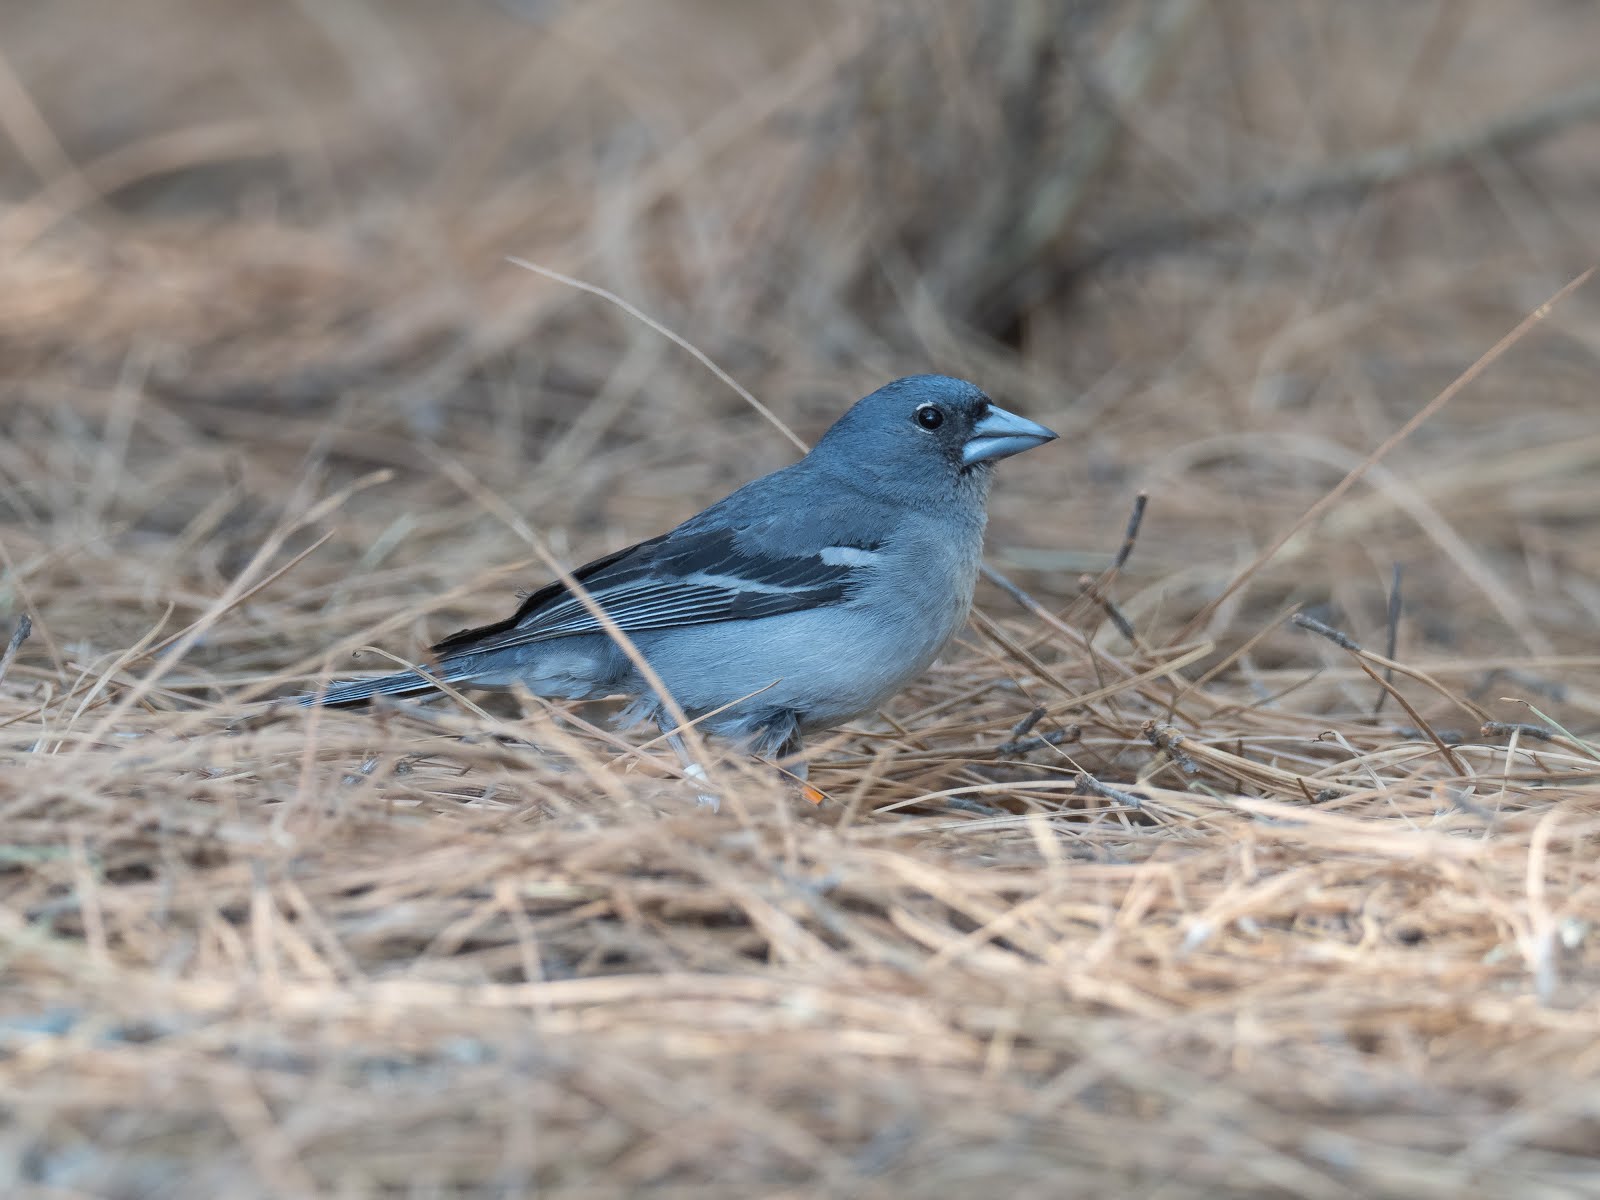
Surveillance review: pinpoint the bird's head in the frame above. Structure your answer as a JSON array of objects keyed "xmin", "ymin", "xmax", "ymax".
[{"xmin": 811, "ymin": 375, "xmax": 1057, "ymax": 498}]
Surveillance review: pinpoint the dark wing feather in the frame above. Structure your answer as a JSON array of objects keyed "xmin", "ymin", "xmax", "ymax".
[
  {"xmin": 429, "ymin": 528, "xmax": 871, "ymax": 658},
  {"xmin": 430, "ymin": 533, "xmax": 668, "ymax": 655}
]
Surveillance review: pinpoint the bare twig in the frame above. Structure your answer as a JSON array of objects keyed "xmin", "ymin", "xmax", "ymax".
[
  {"xmin": 1075, "ymin": 772, "xmax": 1146, "ymax": 810},
  {"xmin": 1113, "ymin": 492, "xmax": 1149, "ymax": 572},
  {"xmin": 1374, "ymin": 564, "xmax": 1404, "ymax": 717},
  {"xmin": 0, "ymin": 614, "xmax": 31, "ymax": 688}
]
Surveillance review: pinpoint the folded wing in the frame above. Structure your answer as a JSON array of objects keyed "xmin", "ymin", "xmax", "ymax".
[{"xmin": 430, "ymin": 527, "xmax": 878, "ymax": 659}]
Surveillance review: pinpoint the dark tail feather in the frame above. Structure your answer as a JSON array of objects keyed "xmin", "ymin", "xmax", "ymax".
[{"xmin": 297, "ymin": 667, "xmax": 460, "ymax": 707}]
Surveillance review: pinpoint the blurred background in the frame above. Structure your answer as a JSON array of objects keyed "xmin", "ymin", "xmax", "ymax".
[
  {"xmin": 3, "ymin": 0, "xmax": 1598, "ymax": 683},
  {"xmin": 4, "ymin": 3, "xmax": 1600, "ymax": 1196}
]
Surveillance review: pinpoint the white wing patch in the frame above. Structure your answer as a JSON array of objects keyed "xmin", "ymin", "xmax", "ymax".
[
  {"xmin": 432, "ymin": 527, "xmax": 879, "ymax": 657},
  {"xmin": 683, "ymin": 571, "xmax": 808, "ymax": 595},
  {"xmin": 819, "ymin": 545, "xmax": 882, "ymax": 567}
]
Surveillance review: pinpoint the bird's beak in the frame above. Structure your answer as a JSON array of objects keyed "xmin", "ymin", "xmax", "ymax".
[{"xmin": 962, "ymin": 404, "xmax": 1058, "ymax": 466}]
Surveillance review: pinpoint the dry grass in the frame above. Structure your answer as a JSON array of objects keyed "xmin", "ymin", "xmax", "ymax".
[{"xmin": 3, "ymin": 2, "xmax": 1600, "ymax": 1197}]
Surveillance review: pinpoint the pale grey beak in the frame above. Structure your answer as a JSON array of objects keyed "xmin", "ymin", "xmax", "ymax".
[{"xmin": 962, "ymin": 404, "xmax": 1058, "ymax": 466}]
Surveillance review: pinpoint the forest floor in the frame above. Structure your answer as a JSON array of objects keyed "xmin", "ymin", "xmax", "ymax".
[{"xmin": 2, "ymin": 3, "xmax": 1600, "ymax": 1196}]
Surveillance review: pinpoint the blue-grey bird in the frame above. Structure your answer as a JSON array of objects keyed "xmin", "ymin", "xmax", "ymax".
[{"xmin": 301, "ymin": 375, "xmax": 1056, "ymax": 779}]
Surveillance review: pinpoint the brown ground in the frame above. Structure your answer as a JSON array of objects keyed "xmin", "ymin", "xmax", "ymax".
[{"xmin": 2, "ymin": 3, "xmax": 1600, "ymax": 1197}]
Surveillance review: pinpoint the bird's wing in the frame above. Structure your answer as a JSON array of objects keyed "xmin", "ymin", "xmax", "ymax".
[{"xmin": 429, "ymin": 525, "xmax": 880, "ymax": 658}]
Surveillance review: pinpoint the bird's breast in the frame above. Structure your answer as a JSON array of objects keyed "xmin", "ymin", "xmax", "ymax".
[
  {"xmin": 858, "ymin": 530, "xmax": 982, "ymax": 661},
  {"xmin": 631, "ymin": 519, "xmax": 987, "ymax": 734}
]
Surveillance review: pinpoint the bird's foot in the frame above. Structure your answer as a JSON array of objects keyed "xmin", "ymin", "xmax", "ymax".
[
  {"xmin": 682, "ymin": 761, "xmax": 720, "ymax": 812},
  {"xmin": 774, "ymin": 756, "xmax": 825, "ymax": 805}
]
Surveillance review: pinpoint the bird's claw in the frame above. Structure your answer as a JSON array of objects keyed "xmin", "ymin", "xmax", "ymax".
[{"xmin": 682, "ymin": 762, "xmax": 720, "ymax": 812}]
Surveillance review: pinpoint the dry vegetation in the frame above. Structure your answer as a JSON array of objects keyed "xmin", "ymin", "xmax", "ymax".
[{"xmin": 3, "ymin": 2, "xmax": 1600, "ymax": 1196}]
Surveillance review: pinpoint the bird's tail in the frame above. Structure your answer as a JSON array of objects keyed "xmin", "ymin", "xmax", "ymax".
[{"xmin": 296, "ymin": 663, "xmax": 473, "ymax": 707}]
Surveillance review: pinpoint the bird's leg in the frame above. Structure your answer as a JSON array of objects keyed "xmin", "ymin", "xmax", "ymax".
[
  {"xmin": 784, "ymin": 738, "xmax": 826, "ymax": 806},
  {"xmin": 774, "ymin": 728, "xmax": 807, "ymax": 783},
  {"xmin": 759, "ymin": 713, "xmax": 824, "ymax": 805},
  {"xmin": 663, "ymin": 728, "xmax": 720, "ymax": 812}
]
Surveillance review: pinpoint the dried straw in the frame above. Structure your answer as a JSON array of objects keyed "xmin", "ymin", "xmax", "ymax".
[{"xmin": 3, "ymin": 3, "xmax": 1600, "ymax": 1196}]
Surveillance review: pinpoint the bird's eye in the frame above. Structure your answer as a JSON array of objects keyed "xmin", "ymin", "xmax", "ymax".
[{"xmin": 914, "ymin": 405, "xmax": 945, "ymax": 431}]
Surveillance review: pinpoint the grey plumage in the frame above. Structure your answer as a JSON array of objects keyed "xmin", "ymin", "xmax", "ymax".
[{"xmin": 300, "ymin": 375, "xmax": 1057, "ymax": 766}]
